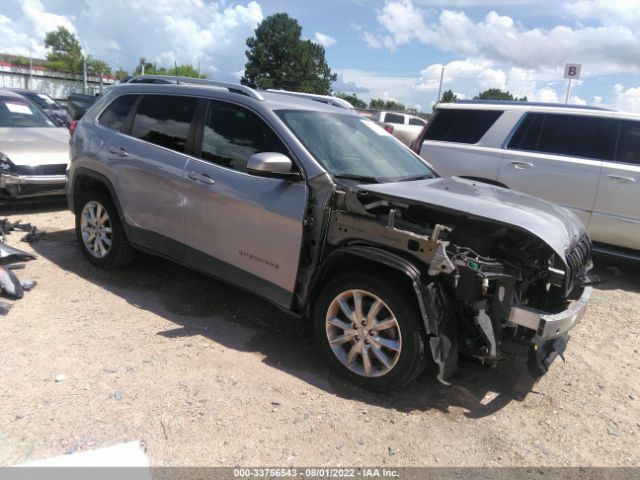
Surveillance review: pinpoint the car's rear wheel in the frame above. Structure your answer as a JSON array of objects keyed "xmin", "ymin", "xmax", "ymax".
[
  {"xmin": 75, "ymin": 190, "xmax": 132, "ymax": 268},
  {"xmin": 314, "ymin": 273, "xmax": 427, "ymax": 391}
]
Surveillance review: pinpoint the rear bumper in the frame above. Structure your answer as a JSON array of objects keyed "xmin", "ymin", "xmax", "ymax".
[{"xmin": 508, "ymin": 286, "xmax": 592, "ymax": 341}]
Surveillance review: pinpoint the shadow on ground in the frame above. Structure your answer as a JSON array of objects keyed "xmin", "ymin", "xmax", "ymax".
[
  {"xmin": 30, "ymin": 228, "xmax": 581, "ymax": 419},
  {"xmin": 592, "ymin": 253, "xmax": 640, "ymax": 293}
]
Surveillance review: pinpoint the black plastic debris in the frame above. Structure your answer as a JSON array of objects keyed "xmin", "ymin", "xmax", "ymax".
[
  {"xmin": 0, "ymin": 223, "xmax": 38, "ymax": 311},
  {"xmin": 0, "ymin": 219, "xmax": 46, "ymax": 243}
]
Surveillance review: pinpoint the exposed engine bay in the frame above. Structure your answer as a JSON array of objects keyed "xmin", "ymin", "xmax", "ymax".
[{"xmin": 323, "ymin": 187, "xmax": 594, "ymax": 382}]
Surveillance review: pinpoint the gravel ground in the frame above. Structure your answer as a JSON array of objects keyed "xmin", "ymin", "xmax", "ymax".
[{"xmin": 0, "ymin": 202, "xmax": 638, "ymax": 467}]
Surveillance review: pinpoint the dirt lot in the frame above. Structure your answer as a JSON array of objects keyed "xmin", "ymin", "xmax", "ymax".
[{"xmin": 0, "ymin": 202, "xmax": 639, "ymax": 467}]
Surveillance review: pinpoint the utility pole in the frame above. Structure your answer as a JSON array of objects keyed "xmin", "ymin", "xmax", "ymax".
[
  {"xmin": 99, "ymin": 69, "xmax": 103, "ymax": 93},
  {"xmin": 83, "ymin": 56, "xmax": 88, "ymax": 94},
  {"xmin": 28, "ymin": 48, "xmax": 33, "ymax": 90},
  {"xmin": 436, "ymin": 66, "xmax": 445, "ymax": 104}
]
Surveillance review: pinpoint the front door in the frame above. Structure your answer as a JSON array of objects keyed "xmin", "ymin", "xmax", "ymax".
[
  {"xmin": 498, "ymin": 112, "xmax": 615, "ymax": 227},
  {"xmin": 182, "ymin": 100, "xmax": 307, "ymax": 308}
]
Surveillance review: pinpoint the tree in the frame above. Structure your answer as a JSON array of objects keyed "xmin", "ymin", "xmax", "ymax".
[
  {"xmin": 440, "ymin": 89, "xmax": 458, "ymax": 103},
  {"xmin": 44, "ymin": 26, "xmax": 83, "ymax": 75},
  {"xmin": 473, "ymin": 88, "xmax": 527, "ymax": 101},
  {"xmin": 87, "ymin": 57, "xmax": 112, "ymax": 76},
  {"xmin": 241, "ymin": 13, "xmax": 336, "ymax": 94},
  {"xmin": 133, "ymin": 62, "xmax": 205, "ymax": 78},
  {"xmin": 368, "ymin": 98, "xmax": 406, "ymax": 111},
  {"xmin": 114, "ymin": 68, "xmax": 129, "ymax": 79},
  {"xmin": 334, "ymin": 92, "xmax": 368, "ymax": 109}
]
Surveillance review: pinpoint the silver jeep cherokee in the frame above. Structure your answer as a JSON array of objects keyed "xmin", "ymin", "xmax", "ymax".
[{"xmin": 67, "ymin": 78, "xmax": 593, "ymax": 391}]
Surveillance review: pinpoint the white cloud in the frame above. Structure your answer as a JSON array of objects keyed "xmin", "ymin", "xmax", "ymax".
[
  {"xmin": 314, "ymin": 32, "xmax": 336, "ymax": 48},
  {"xmin": 369, "ymin": 1, "xmax": 640, "ymax": 75},
  {"xmin": 2, "ymin": 0, "xmax": 263, "ymax": 79},
  {"xmin": 20, "ymin": 0, "xmax": 77, "ymax": 38},
  {"xmin": 610, "ymin": 84, "xmax": 640, "ymax": 113}
]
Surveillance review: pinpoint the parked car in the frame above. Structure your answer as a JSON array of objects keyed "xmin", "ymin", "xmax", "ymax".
[
  {"xmin": 0, "ymin": 89, "xmax": 69, "ymax": 200},
  {"xmin": 372, "ymin": 111, "xmax": 427, "ymax": 146},
  {"xmin": 67, "ymin": 93, "xmax": 99, "ymax": 124},
  {"xmin": 11, "ymin": 89, "xmax": 68, "ymax": 127},
  {"xmin": 414, "ymin": 100, "xmax": 640, "ymax": 257},
  {"xmin": 68, "ymin": 80, "xmax": 593, "ymax": 391}
]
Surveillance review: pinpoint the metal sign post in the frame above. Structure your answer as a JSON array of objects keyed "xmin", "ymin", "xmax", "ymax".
[{"xmin": 563, "ymin": 63, "xmax": 582, "ymax": 104}]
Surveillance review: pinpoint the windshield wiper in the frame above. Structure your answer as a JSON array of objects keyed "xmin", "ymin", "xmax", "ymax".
[{"xmin": 333, "ymin": 173, "xmax": 380, "ymax": 183}]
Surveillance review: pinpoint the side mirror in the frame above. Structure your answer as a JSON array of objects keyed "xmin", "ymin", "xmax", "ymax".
[{"xmin": 246, "ymin": 152, "xmax": 302, "ymax": 181}]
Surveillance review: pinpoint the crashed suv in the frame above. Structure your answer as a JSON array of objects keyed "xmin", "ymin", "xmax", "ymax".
[{"xmin": 67, "ymin": 78, "xmax": 593, "ymax": 391}]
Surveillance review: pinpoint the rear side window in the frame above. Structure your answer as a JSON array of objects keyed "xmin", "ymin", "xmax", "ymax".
[
  {"xmin": 384, "ymin": 113, "xmax": 405, "ymax": 124},
  {"xmin": 508, "ymin": 113, "xmax": 616, "ymax": 160},
  {"xmin": 130, "ymin": 95, "xmax": 198, "ymax": 153},
  {"xmin": 615, "ymin": 120, "xmax": 640, "ymax": 165},
  {"xmin": 409, "ymin": 117, "xmax": 425, "ymax": 126},
  {"xmin": 199, "ymin": 100, "xmax": 288, "ymax": 173},
  {"xmin": 98, "ymin": 94, "xmax": 138, "ymax": 131},
  {"xmin": 424, "ymin": 109, "xmax": 503, "ymax": 144}
]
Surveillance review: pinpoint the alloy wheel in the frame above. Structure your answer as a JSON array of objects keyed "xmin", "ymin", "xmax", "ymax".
[{"xmin": 325, "ymin": 289, "xmax": 402, "ymax": 377}]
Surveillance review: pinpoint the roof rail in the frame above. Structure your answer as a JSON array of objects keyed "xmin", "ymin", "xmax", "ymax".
[
  {"xmin": 452, "ymin": 99, "xmax": 613, "ymax": 112},
  {"xmin": 126, "ymin": 75, "xmax": 265, "ymax": 101},
  {"xmin": 265, "ymin": 89, "xmax": 354, "ymax": 110}
]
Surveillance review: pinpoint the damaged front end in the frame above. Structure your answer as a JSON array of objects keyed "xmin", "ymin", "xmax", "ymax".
[{"xmin": 325, "ymin": 179, "xmax": 594, "ymax": 383}]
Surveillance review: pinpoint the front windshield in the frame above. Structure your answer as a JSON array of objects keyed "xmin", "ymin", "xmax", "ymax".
[
  {"xmin": 0, "ymin": 97, "xmax": 55, "ymax": 128},
  {"xmin": 277, "ymin": 110, "xmax": 436, "ymax": 182}
]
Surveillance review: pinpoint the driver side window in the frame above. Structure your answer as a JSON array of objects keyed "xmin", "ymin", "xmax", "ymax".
[{"xmin": 200, "ymin": 101, "xmax": 289, "ymax": 173}]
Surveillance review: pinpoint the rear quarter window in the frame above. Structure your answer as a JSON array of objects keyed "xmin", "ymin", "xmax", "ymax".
[
  {"xmin": 98, "ymin": 94, "xmax": 139, "ymax": 131},
  {"xmin": 424, "ymin": 109, "xmax": 503, "ymax": 144}
]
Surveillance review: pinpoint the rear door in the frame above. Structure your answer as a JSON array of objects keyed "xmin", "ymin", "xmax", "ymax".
[
  {"xmin": 589, "ymin": 119, "xmax": 640, "ymax": 249},
  {"xmin": 499, "ymin": 112, "xmax": 615, "ymax": 227},
  {"xmin": 182, "ymin": 100, "xmax": 307, "ymax": 308},
  {"xmin": 106, "ymin": 94, "xmax": 199, "ymax": 252}
]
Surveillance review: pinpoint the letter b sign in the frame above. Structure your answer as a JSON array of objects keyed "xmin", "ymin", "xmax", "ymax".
[{"xmin": 564, "ymin": 63, "xmax": 582, "ymax": 79}]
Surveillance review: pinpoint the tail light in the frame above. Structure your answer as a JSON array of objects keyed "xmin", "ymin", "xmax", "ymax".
[
  {"xmin": 384, "ymin": 124, "xmax": 394, "ymax": 134},
  {"xmin": 69, "ymin": 120, "xmax": 78, "ymax": 136}
]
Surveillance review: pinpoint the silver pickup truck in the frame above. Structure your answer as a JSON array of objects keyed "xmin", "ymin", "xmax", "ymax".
[{"xmin": 67, "ymin": 79, "xmax": 593, "ymax": 391}]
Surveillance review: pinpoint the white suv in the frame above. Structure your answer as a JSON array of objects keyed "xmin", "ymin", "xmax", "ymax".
[{"xmin": 415, "ymin": 101, "xmax": 640, "ymax": 255}]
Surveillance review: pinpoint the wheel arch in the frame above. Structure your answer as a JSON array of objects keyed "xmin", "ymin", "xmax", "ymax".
[
  {"xmin": 308, "ymin": 246, "xmax": 439, "ymax": 335},
  {"xmin": 71, "ymin": 168, "xmax": 125, "ymax": 221}
]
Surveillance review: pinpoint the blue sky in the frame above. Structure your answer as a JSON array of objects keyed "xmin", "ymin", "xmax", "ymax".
[{"xmin": 2, "ymin": 0, "xmax": 640, "ymax": 112}]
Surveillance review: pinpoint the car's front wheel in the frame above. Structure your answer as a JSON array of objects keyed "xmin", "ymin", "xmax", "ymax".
[
  {"xmin": 313, "ymin": 273, "xmax": 427, "ymax": 391},
  {"xmin": 75, "ymin": 190, "xmax": 132, "ymax": 268}
]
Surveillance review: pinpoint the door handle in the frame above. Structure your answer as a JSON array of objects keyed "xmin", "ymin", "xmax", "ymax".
[
  {"xmin": 108, "ymin": 146, "xmax": 128, "ymax": 157},
  {"xmin": 510, "ymin": 161, "xmax": 533, "ymax": 169},
  {"xmin": 607, "ymin": 174, "xmax": 636, "ymax": 184},
  {"xmin": 188, "ymin": 171, "xmax": 216, "ymax": 185}
]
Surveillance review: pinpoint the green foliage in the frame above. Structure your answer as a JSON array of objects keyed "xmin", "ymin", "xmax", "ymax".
[
  {"xmin": 114, "ymin": 68, "xmax": 129, "ymax": 79},
  {"xmin": 44, "ymin": 26, "xmax": 83, "ymax": 75},
  {"xmin": 368, "ymin": 98, "xmax": 406, "ymax": 111},
  {"xmin": 87, "ymin": 57, "xmax": 112, "ymax": 75},
  {"xmin": 241, "ymin": 13, "xmax": 336, "ymax": 95},
  {"xmin": 473, "ymin": 88, "xmax": 527, "ymax": 101},
  {"xmin": 334, "ymin": 92, "xmax": 368, "ymax": 109},
  {"xmin": 440, "ymin": 89, "xmax": 458, "ymax": 103},
  {"xmin": 133, "ymin": 62, "xmax": 205, "ymax": 78}
]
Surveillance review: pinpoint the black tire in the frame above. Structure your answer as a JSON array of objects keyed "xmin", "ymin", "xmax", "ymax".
[
  {"xmin": 75, "ymin": 190, "xmax": 133, "ymax": 268},
  {"xmin": 313, "ymin": 272, "xmax": 427, "ymax": 391}
]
